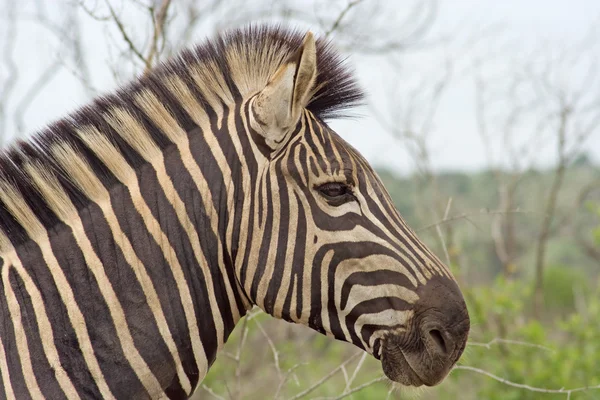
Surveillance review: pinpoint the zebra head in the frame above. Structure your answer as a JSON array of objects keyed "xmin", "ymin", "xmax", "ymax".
[{"xmin": 244, "ymin": 31, "xmax": 470, "ymax": 387}]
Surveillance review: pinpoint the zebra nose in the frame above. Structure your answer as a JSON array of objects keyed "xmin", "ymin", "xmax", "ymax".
[
  {"xmin": 415, "ymin": 276, "xmax": 470, "ymax": 363},
  {"xmin": 422, "ymin": 324, "xmax": 453, "ymax": 357},
  {"xmin": 381, "ymin": 276, "xmax": 470, "ymax": 387}
]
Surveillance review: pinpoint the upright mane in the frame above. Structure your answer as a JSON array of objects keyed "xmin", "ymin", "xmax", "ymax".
[{"xmin": 0, "ymin": 25, "xmax": 363, "ymax": 251}]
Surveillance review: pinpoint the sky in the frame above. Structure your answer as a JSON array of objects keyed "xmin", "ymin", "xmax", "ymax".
[
  {"xmin": 2, "ymin": 0, "xmax": 600, "ymax": 175},
  {"xmin": 331, "ymin": 0, "xmax": 600, "ymax": 173}
]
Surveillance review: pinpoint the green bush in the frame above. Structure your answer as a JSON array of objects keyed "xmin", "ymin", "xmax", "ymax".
[{"xmin": 427, "ymin": 276, "xmax": 600, "ymax": 400}]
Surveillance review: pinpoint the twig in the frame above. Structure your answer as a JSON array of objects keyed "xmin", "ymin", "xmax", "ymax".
[
  {"xmin": 235, "ymin": 316, "xmax": 249, "ymax": 399},
  {"xmin": 104, "ymin": 0, "xmax": 146, "ymax": 67},
  {"xmin": 0, "ymin": 1, "xmax": 18, "ymax": 143},
  {"xmin": 332, "ymin": 376, "xmax": 387, "ymax": 400},
  {"xmin": 312, "ymin": 376, "xmax": 387, "ymax": 400},
  {"xmin": 454, "ymin": 365, "xmax": 600, "ymax": 397},
  {"xmin": 435, "ymin": 197, "xmax": 453, "ymax": 266},
  {"xmin": 246, "ymin": 307, "xmax": 264, "ymax": 321},
  {"xmin": 220, "ymin": 352, "xmax": 237, "ymax": 361},
  {"xmin": 254, "ymin": 318, "xmax": 282, "ymax": 378},
  {"xmin": 533, "ymin": 106, "xmax": 571, "ymax": 317},
  {"xmin": 14, "ymin": 60, "xmax": 61, "ymax": 134},
  {"xmin": 468, "ymin": 338, "xmax": 555, "ymax": 353},
  {"xmin": 341, "ymin": 351, "xmax": 367, "ymax": 394},
  {"xmin": 274, "ymin": 363, "xmax": 308, "ymax": 400},
  {"xmin": 286, "ymin": 352, "xmax": 362, "ymax": 400},
  {"xmin": 144, "ymin": 0, "xmax": 172, "ymax": 74},
  {"xmin": 201, "ymin": 384, "xmax": 226, "ymax": 400},
  {"xmin": 343, "ymin": 0, "xmax": 438, "ymax": 54},
  {"xmin": 417, "ymin": 209, "xmax": 538, "ymax": 232},
  {"xmin": 77, "ymin": 0, "xmax": 111, "ymax": 21},
  {"xmin": 69, "ymin": 9, "xmax": 96, "ymax": 98},
  {"xmin": 325, "ymin": 0, "xmax": 363, "ymax": 38}
]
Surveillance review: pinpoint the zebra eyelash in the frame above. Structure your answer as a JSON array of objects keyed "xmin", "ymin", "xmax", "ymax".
[{"xmin": 314, "ymin": 181, "xmax": 357, "ymax": 206}]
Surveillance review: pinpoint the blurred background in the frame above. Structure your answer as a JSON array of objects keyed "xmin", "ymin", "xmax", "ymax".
[{"xmin": 1, "ymin": 0, "xmax": 600, "ymax": 399}]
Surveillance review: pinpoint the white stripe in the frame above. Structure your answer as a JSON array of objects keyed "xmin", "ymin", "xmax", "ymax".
[
  {"xmin": 0, "ymin": 181, "xmax": 116, "ymax": 399},
  {"xmin": 37, "ymin": 151, "xmax": 165, "ymax": 398},
  {"xmin": 78, "ymin": 129, "xmax": 203, "ymax": 390},
  {"xmin": 2, "ymin": 261, "xmax": 44, "ymax": 399},
  {"xmin": 9, "ymin": 252, "xmax": 81, "ymax": 399},
  {"xmin": 0, "ymin": 323, "xmax": 16, "ymax": 400},
  {"xmin": 135, "ymin": 89, "xmax": 241, "ymax": 325},
  {"xmin": 104, "ymin": 108, "xmax": 225, "ymax": 374}
]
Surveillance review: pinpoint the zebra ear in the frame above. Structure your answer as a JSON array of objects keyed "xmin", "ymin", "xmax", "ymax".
[{"xmin": 251, "ymin": 32, "xmax": 317, "ymax": 150}]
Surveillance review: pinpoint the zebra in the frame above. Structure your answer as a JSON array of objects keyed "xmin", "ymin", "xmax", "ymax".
[{"xmin": 0, "ymin": 26, "xmax": 469, "ymax": 399}]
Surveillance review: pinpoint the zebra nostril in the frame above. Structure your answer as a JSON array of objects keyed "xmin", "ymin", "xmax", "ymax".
[{"xmin": 427, "ymin": 329, "xmax": 447, "ymax": 354}]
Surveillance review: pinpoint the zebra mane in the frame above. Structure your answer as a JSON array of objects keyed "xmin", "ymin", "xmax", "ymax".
[{"xmin": 0, "ymin": 25, "xmax": 363, "ymax": 251}]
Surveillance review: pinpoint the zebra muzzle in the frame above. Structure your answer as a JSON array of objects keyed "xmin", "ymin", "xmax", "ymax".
[{"xmin": 380, "ymin": 276, "xmax": 470, "ymax": 387}]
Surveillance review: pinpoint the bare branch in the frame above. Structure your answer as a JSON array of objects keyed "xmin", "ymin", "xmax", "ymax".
[
  {"xmin": 274, "ymin": 363, "xmax": 308, "ymax": 400},
  {"xmin": 341, "ymin": 351, "xmax": 367, "ymax": 395},
  {"xmin": 14, "ymin": 60, "xmax": 61, "ymax": 135},
  {"xmin": 533, "ymin": 106, "xmax": 571, "ymax": 316},
  {"xmin": 104, "ymin": 0, "xmax": 147, "ymax": 67},
  {"xmin": 286, "ymin": 352, "xmax": 362, "ymax": 400},
  {"xmin": 468, "ymin": 338, "xmax": 555, "ymax": 353},
  {"xmin": 0, "ymin": 1, "xmax": 18, "ymax": 143},
  {"xmin": 454, "ymin": 365, "xmax": 600, "ymax": 397},
  {"xmin": 254, "ymin": 318, "xmax": 282, "ymax": 379},
  {"xmin": 435, "ymin": 197, "xmax": 453, "ymax": 266},
  {"xmin": 329, "ymin": 376, "xmax": 387, "ymax": 400},
  {"xmin": 144, "ymin": 0, "xmax": 172, "ymax": 74},
  {"xmin": 324, "ymin": 0, "xmax": 364, "ymax": 38},
  {"xmin": 417, "ymin": 209, "xmax": 538, "ymax": 232},
  {"xmin": 77, "ymin": 0, "xmax": 112, "ymax": 21},
  {"xmin": 234, "ymin": 316, "xmax": 249, "ymax": 399},
  {"xmin": 574, "ymin": 181, "xmax": 600, "ymax": 263},
  {"xmin": 200, "ymin": 384, "xmax": 227, "ymax": 400}
]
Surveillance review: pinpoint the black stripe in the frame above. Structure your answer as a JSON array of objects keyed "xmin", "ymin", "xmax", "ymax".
[
  {"xmin": 77, "ymin": 201, "xmax": 149, "ymax": 398},
  {"xmin": 110, "ymin": 180, "xmax": 185, "ymax": 397},
  {"xmin": 249, "ymin": 173, "xmax": 274, "ymax": 303},
  {"xmin": 0, "ymin": 261, "xmax": 31, "ymax": 399},
  {"xmin": 264, "ymin": 159, "xmax": 292, "ymax": 314},
  {"xmin": 344, "ymin": 297, "xmax": 412, "ymax": 350},
  {"xmin": 137, "ymin": 158, "xmax": 214, "ymax": 383},
  {"xmin": 18, "ymin": 232, "xmax": 102, "ymax": 399},
  {"xmin": 48, "ymin": 219, "xmax": 137, "ymax": 398},
  {"xmin": 163, "ymin": 131, "xmax": 235, "ymax": 355},
  {"xmin": 188, "ymin": 103, "xmax": 246, "ymax": 322},
  {"xmin": 7, "ymin": 266, "xmax": 67, "ymax": 399},
  {"xmin": 340, "ymin": 270, "xmax": 416, "ymax": 310},
  {"xmin": 291, "ymin": 191, "xmax": 307, "ymax": 321}
]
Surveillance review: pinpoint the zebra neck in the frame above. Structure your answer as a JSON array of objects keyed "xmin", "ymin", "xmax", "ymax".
[{"xmin": 143, "ymin": 122, "xmax": 253, "ymax": 366}]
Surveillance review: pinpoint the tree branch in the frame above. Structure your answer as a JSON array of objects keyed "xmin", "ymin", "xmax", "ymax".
[
  {"xmin": 417, "ymin": 209, "xmax": 538, "ymax": 232},
  {"xmin": 324, "ymin": 0, "xmax": 364, "ymax": 38},
  {"xmin": 144, "ymin": 0, "xmax": 172, "ymax": 74},
  {"xmin": 0, "ymin": 1, "xmax": 18, "ymax": 144},
  {"xmin": 454, "ymin": 365, "xmax": 600, "ymax": 397},
  {"xmin": 104, "ymin": 0, "xmax": 146, "ymax": 67},
  {"xmin": 286, "ymin": 352, "xmax": 362, "ymax": 400}
]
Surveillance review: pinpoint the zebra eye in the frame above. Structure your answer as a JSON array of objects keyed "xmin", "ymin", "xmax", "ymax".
[{"xmin": 315, "ymin": 182, "xmax": 356, "ymax": 206}]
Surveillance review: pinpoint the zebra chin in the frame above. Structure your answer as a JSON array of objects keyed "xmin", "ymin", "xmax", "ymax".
[{"xmin": 379, "ymin": 276, "xmax": 470, "ymax": 387}]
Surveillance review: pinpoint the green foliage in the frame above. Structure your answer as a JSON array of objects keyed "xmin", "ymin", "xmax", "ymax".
[
  {"xmin": 427, "ymin": 277, "xmax": 600, "ymax": 400},
  {"xmin": 543, "ymin": 265, "xmax": 589, "ymax": 311},
  {"xmin": 590, "ymin": 201, "xmax": 600, "ymax": 246}
]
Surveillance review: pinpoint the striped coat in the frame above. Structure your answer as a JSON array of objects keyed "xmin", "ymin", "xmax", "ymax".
[{"xmin": 0, "ymin": 26, "xmax": 469, "ymax": 399}]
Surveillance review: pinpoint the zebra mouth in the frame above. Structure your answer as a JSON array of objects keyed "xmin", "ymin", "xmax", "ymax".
[{"xmin": 380, "ymin": 337, "xmax": 426, "ymax": 386}]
